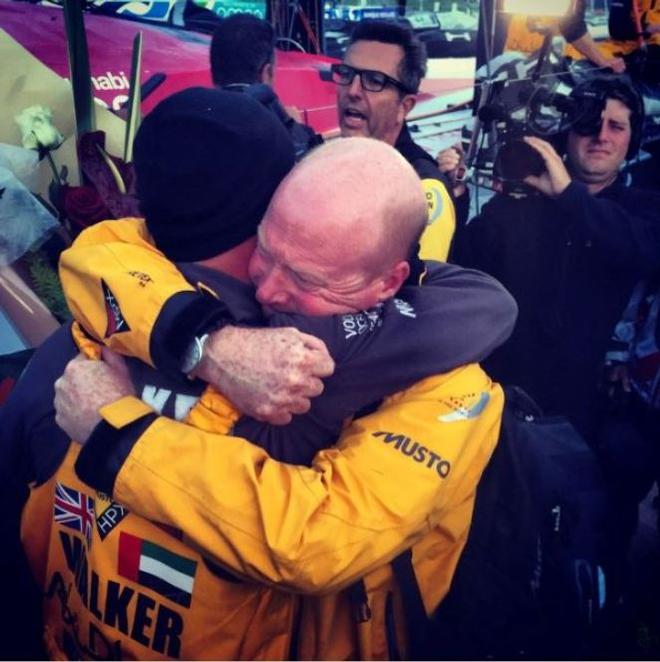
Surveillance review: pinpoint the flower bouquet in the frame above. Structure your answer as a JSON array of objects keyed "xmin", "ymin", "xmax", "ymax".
[{"xmin": 0, "ymin": 0, "xmax": 143, "ymax": 346}]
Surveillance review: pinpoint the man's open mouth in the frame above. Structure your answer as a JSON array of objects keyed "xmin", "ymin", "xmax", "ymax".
[{"xmin": 342, "ymin": 108, "xmax": 367, "ymax": 126}]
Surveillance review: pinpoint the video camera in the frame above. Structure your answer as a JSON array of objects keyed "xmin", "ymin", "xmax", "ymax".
[{"xmin": 469, "ymin": 71, "xmax": 613, "ymax": 193}]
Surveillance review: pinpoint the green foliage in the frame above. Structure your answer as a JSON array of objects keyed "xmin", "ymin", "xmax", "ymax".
[
  {"xmin": 63, "ymin": 0, "xmax": 95, "ymax": 142},
  {"xmin": 124, "ymin": 32, "xmax": 143, "ymax": 163},
  {"xmin": 24, "ymin": 250, "xmax": 71, "ymax": 323}
]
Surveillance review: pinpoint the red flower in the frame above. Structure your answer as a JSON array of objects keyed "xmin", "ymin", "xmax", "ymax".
[{"xmin": 62, "ymin": 185, "xmax": 112, "ymax": 232}]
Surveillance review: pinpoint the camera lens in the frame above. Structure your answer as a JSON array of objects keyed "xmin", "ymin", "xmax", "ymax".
[{"xmin": 495, "ymin": 139, "xmax": 546, "ymax": 182}]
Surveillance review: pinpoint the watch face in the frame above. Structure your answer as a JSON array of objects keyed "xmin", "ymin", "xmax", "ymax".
[
  {"xmin": 182, "ymin": 337, "xmax": 202, "ymax": 374},
  {"xmin": 182, "ymin": 333, "xmax": 209, "ymax": 375}
]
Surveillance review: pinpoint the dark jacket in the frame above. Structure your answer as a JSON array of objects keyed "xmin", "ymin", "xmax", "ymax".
[
  {"xmin": 227, "ymin": 83, "xmax": 323, "ymax": 161},
  {"xmin": 452, "ymin": 178, "xmax": 660, "ymax": 439},
  {"xmin": 395, "ymin": 124, "xmax": 453, "ymax": 188}
]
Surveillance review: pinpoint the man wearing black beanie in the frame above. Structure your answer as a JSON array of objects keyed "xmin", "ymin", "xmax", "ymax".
[
  {"xmin": 135, "ymin": 86, "xmax": 295, "ymax": 261},
  {"xmin": 0, "ymin": 86, "xmax": 331, "ymax": 660}
]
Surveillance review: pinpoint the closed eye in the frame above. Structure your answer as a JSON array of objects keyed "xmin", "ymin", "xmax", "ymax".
[
  {"xmin": 290, "ymin": 270, "xmax": 323, "ymax": 290},
  {"xmin": 255, "ymin": 242, "xmax": 274, "ymax": 266}
]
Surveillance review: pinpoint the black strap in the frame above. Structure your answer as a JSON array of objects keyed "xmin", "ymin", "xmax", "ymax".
[
  {"xmin": 347, "ymin": 579, "xmax": 372, "ymax": 623},
  {"xmin": 385, "ymin": 590, "xmax": 402, "ymax": 661},
  {"xmin": 391, "ymin": 549, "xmax": 433, "ymax": 660}
]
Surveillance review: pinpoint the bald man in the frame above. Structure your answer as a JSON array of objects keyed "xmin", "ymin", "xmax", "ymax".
[
  {"xmin": 250, "ymin": 138, "xmax": 424, "ymax": 315},
  {"xmin": 7, "ymin": 104, "xmax": 513, "ymax": 659}
]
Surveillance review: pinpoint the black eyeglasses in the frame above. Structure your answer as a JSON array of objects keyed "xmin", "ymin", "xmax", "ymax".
[{"xmin": 330, "ymin": 63, "xmax": 412, "ymax": 95}]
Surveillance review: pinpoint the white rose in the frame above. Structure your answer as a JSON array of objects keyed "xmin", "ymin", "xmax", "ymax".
[{"xmin": 14, "ymin": 105, "xmax": 64, "ymax": 151}]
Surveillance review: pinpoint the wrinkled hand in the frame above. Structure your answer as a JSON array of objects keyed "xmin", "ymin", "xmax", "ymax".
[
  {"xmin": 436, "ymin": 144, "xmax": 467, "ymax": 197},
  {"xmin": 523, "ymin": 136, "xmax": 571, "ymax": 197},
  {"xmin": 54, "ymin": 348, "xmax": 134, "ymax": 444},
  {"xmin": 194, "ymin": 326, "xmax": 335, "ymax": 425}
]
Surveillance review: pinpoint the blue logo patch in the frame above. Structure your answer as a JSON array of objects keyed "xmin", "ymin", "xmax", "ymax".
[{"xmin": 438, "ymin": 391, "xmax": 490, "ymax": 422}]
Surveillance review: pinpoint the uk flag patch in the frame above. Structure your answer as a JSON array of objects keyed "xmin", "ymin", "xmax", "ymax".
[{"xmin": 54, "ymin": 482, "xmax": 95, "ymax": 547}]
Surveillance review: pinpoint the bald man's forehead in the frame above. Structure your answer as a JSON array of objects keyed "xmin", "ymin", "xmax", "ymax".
[
  {"xmin": 279, "ymin": 139, "xmax": 426, "ymax": 229},
  {"xmin": 292, "ymin": 146, "xmax": 408, "ymax": 195}
]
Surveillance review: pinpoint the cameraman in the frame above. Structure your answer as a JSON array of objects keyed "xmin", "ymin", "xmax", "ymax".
[{"xmin": 447, "ymin": 76, "xmax": 660, "ymax": 446}]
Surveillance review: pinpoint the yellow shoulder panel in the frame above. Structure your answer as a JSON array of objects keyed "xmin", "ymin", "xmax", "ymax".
[
  {"xmin": 419, "ymin": 178, "xmax": 456, "ymax": 262},
  {"xmin": 59, "ymin": 218, "xmax": 195, "ymax": 366}
]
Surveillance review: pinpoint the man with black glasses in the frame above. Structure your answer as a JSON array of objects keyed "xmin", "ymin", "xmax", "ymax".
[{"xmin": 331, "ymin": 19, "xmax": 458, "ymax": 260}]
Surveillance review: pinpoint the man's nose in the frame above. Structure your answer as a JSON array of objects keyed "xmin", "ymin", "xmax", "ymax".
[
  {"xmin": 255, "ymin": 267, "xmax": 289, "ymax": 306},
  {"xmin": 595, "ymin": 121, "xmax": 610, "ymax": 142},
  {"xmin": 347, "ymin": 73, "xmax": 363, "ymax": 98}
]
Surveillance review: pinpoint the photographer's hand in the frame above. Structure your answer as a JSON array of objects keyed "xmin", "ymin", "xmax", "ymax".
[
  {"xmin": 523, "ymin": 136, "xmax": 571, "ymax": 197},
  {"xmin": 604, "ymin": 57, "xmax": 626, "ymax": 74},
  {"xmin": 437, "ymin": 145, "xmax": 467, "ymax": 197}
]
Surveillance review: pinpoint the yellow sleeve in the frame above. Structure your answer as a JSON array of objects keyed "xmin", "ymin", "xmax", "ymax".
[
  {"xmin": 645, "ymin": 1, "xmax": 660, "ymax": 44},
  {"xmin": 58, "ymin": 218, "xmax": 195, "ymax": 367},
  {"xmin": 504, "ymin": 14, "xmax": 551, "ymax": 52},
  {"xmin": 112, "ymin": 363, "xmax": 503, "ymax": 594},
  {"xmin": 418, "ymin": 178, "xmax": 456, "ymax": 262}
]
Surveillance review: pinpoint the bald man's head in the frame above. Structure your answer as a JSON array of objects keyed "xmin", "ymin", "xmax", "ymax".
[
  {"xmin": 276, "ymin": 137, "xmax": 426, "ymax": 266},
  {"xmin": 248, "ymin": 137, "xmax": 428, "ymax": 315}
]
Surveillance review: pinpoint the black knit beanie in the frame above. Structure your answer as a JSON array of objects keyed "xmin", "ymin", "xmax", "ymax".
[{"xmin": 134, "ymin": 87, "xmax": 295, "ymax": 261}]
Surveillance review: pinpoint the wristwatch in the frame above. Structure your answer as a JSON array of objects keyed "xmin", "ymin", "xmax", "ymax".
[{"xmin": 180, "ymin": 333, "xmax": 209, "ymax": 376}]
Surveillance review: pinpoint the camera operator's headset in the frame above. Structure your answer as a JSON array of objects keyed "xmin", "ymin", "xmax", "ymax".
[{"xmin": 561, "ymin": 76, "xmax": 645, "ymax": 160}]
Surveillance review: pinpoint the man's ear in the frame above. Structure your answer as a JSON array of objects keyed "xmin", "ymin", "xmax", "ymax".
[
  {"xmin": 396, "ymin": 94, "xmax": 416, "ymax": 126},
  {"xmin": 401, "ymin": 94, "xmax": 416, "ymax": 118},
  {"xmin": 376, "ymin": 260, "xmax": 410, "ymax": 301},
  {"xmin": 260, "ymin": 61, "xmax": 275, "ymax": 86}
]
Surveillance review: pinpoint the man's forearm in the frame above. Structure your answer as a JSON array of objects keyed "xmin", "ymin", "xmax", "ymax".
[{"xmin": 569, "ymin": 34, "xmax": 609, "ymax": 67}]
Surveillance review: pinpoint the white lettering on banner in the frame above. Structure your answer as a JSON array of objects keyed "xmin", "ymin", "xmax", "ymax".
[{"xmin": 91, "ymin": 72, "xmax": 131, "ymax": 91}]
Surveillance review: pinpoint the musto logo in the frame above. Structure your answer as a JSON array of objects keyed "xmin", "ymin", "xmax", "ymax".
[{"xmin": 372, "ymin": 431, "xmax": 451, "ymax": 478}]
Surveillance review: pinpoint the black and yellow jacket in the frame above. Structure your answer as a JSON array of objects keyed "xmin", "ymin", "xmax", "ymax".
[
  {"xmin": 503, "ymin": 6, "xmax": 587, "ymax": 55},
  {"xmin": 394, "ymin": 125, "xmax": 459, "ymax": 262},
  {"xmin": 603, "ymin": 0, "xmax": 660, "ymax": 54},
  {"xmin": 5, "ymin": 217, "xmax": 514, "ymax": 659}
]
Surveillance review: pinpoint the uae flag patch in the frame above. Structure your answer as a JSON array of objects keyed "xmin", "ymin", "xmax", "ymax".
[{"xmin": 118, "ymin": 532, "xmax": 197, "ymax": 608}]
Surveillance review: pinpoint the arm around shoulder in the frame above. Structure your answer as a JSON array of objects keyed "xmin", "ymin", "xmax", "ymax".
[
  {"xmin": 59, "ymin": 218, "xmax": 230, "ymax": 374},
  {"xmin": 88, "ymin": 364, "xmax": 503, "ymax": 593}
]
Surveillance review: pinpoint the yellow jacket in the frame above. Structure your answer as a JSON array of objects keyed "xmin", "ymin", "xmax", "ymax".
[
  {"xmin": 598, "ymin": 0, "xmax": 660, "ymax": 56},
  {"xmin": 86, "ymin": 366, "xmax": 502, "ymax": 659},
  {"xmin": 55, "ymin": 218, "xmax": 504, "ymax": 658},
  {"xmin": 22, "ymin": 444, "xmax": 297, "ymax": 660}
]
